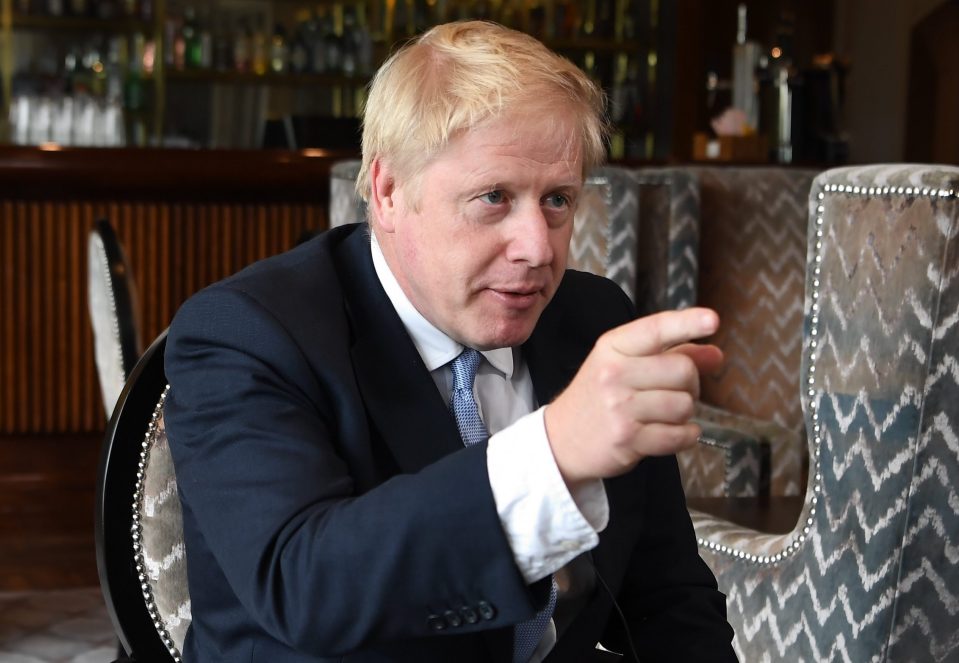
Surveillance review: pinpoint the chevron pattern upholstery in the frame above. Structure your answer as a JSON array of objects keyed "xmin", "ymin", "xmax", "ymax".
[
  {"xmin": 138, "ymin": 392, "xmax": 192, "ymax": 658},
  {"xmin": 692, "ymin": 164, "xmax": 959, "ymax": 662},
  {"xmin": 694, "ymin": 167, "xmax": 817, "ymax": 497},
  {"xmin": 329, "ymin": 159, "xmax": 367, "ymax": 228},
  {"xmin": 625, "ymin": 167, "xmax": 812, "ymax": 497},
  {"xmin": 568, "ymin": 167, "xmax": 641, "ymax": 302},
  {"xmin": 627, "ymin": 168, "xmax": 701, "ymax": 313}
]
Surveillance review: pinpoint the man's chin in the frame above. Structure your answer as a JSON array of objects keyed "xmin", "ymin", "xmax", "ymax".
[{"xmin": 466, "ymin": 316, "xmax": 540, "ymax": 350}]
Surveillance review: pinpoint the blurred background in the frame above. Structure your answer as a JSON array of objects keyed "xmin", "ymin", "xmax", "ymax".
[{"xmin": 2, "ymin": 0, "xmax": 956, "ymax": 164}]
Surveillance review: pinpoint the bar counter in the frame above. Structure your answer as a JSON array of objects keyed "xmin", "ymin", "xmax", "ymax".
[{"xmin": 0, "ymin": 146, "xmax": 355, "ymax": 435}]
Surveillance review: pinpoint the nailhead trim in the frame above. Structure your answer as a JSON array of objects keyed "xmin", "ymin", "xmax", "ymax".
[
  {"xmin": 695, "ymin": 433, "xmax": 735, "ymax": 497},
  {"xmin": 130, "ymin": 385, "xmax": 183, "ymax": 662},
  {"xmin": 696, "ymin": 180, "xmax": 955, "ymax": 565}
]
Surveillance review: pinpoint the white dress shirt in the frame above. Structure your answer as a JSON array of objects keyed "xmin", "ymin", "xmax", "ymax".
[{"xmin": 370, "ymin": 234, "xmax": 608, "ymax": 661}]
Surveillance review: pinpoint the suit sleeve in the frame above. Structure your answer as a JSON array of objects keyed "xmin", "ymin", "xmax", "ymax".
[
  {"xmin": 603, "ymin": 458, "xmax": 738, "ymax": 661},
  {"xmin": 164, "ymin": 285, "xmax": 538, "ymax": 656}
]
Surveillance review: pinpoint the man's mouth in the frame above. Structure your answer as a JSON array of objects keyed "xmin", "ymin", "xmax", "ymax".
[{"xmin": 486, "ymin": 286, "xmax": 545, "ymax": 309}]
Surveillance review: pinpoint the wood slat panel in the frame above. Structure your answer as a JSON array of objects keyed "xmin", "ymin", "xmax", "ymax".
[{"xmin": 0, "ymin": 201, "xmax": 325, "ymax": 434}]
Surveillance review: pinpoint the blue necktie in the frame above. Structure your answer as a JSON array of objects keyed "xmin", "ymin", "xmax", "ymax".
[
  {"xmin": 448, "ymin": 348, "xmax": 558, "ymax": 663},
  {"xmin": 449, "ymin": 348, "xmax": 489, "ymax": 447}
]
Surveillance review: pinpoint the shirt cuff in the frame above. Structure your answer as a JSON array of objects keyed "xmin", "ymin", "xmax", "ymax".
[{"xmin": 486, "ymin": 406, "xmax": 609, "ymax": 584}]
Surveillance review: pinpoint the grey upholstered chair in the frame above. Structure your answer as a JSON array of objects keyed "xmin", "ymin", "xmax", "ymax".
[
  {"xmin": 329, "ymin": 159, "xmax": 367, "ymax": 228},
  {"xmin": 691, "ymin": 164, "xmax": 959, "ymax": 661},
  {"xmin": 97, "ymin": 331, "xmax": 190, "ymax": 662},
  {"xmin": 627, "ymin": 167, "xmax": 818, "ymax": 499},
  {"xmin": 570, "ymin": 166, "xmax": 775, "ymax": 499},
  {"xmin": 87, "ymin": 218, "xmax": 143, "ymax": 417}
]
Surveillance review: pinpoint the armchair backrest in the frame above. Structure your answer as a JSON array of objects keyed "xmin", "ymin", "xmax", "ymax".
[
  {"xmin": 693, "ymin": 167, "xmax": 818, "ymax": 434},
  {"xmin": 329, "ymin": 159, "xmax": 367, "ymax": 228},
  {"xmin": 567, "ymin": 166, "xmax": 641, "ymax": 303},
  {"xmin": 692, "ymin": 163, "xmax": 959, "ymax": 661},
  {"xmin": 96, "ymin": 330, "xmax": 188, "ymax": 662},
  {"xmin": 87, "ymin": 218, "xmax": 143, "ymax": 417}
]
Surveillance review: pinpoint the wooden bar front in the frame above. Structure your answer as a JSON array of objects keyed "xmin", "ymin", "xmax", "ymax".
[{"xmin": 0, "ymin": 147, "xmax": 352, "ymax": 435}]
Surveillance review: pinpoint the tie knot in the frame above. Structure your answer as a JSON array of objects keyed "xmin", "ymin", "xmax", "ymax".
[{"xmin": 450, "ymin": 348, "xmax": 483, "ymax": 392}]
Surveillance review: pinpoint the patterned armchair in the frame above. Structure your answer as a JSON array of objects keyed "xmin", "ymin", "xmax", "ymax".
[
  {"xmin": 626, "ymin": 167, "xmax": 819, "ymax": 498},
  {"xmin": 329, "ymin": 159, "xmax": 367, "ymax": 228},
  {"xmin": 693, "ymin": 164, "xmax": 959, "ymax": 661}
]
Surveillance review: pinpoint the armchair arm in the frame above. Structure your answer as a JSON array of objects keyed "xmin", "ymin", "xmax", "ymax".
[
  {"xmin": 696, "ymin": 403, "xmax": 806, "ymax": 497},
  {"xmin": 677, "ymin": 420, "xmax": 767, "ymax": 498}
]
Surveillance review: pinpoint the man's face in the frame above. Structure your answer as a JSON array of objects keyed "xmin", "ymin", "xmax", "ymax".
[{"xmin": 372, "ymin": 111, "xmax": 582, "ymax": 350}]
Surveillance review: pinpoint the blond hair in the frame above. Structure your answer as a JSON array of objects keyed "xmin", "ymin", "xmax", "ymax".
[{"xmin": 356, "ymin": 20, "xmax": 608, "ymax": 205}]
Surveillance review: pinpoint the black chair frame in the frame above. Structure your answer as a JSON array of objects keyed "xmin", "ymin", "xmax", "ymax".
[
  {"xmin": 91, "ymin": 218, "xmax": 142, "ymax": 379},
  {"xmin": 95, "ymin": 330, "xmax": 175, "ymax": 661}
]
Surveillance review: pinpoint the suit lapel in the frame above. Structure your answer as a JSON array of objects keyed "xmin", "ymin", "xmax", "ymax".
[{"xmin": 336, "ymin": 226, "xmax": 465, "ymax": 474}]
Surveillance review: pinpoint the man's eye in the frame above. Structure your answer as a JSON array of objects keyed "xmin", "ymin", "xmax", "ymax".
[
  {"xmin": 544, "ymin": 193, "xmax": 570, "ymax": 208},
  {"xmin": 479, "ymin": 190, "xmax": 505, "ymax": 204}
]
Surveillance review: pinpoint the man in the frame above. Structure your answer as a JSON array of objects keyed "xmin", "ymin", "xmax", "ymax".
[{"xmin": 165, "ymin": 20, "xmax": 737, "ymax": 662}]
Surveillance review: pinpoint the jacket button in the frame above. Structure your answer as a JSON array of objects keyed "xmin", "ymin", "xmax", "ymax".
[
  {"xmin": 443, "ymin": 609, "xmax": 463, "ymax": 628},
  {"xmin": 477, "ymin": 601, "xmax": 497, "ymax": 621},
  {"xmin": 460, "ymin": 605, "xmax": 479, "ymax": 624},
  {"xmin": 426, "ymin": 614, "xmax": 446, "ymax": 631}
]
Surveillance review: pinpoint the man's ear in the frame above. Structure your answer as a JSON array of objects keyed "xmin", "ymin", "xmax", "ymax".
[{"xmin": 370, "ymin": 157, "xmax": 398, "ymax": 233}]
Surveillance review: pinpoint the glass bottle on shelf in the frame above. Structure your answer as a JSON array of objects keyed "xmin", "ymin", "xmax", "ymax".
[
  {"xmin": 183, "ymin": 7, "xmax": 203, "ymax": 69},
  {"xmin": 309, "ymin": 9, "xmax": 328, "ymax": 73},
  {"xmin": 213, "ymin": 18, "xmax": 232, "ymax": 71},
  {"xmin": 323, "ymin": 8, "xmax": 342, "ymax": 74},
  {"xmin": 270, "ymin": 23, "xmax": 289, "ymax": 74},
  {"xmin": 125, "ymin": 32, "xmax": 146, "ymax": 111},
  {"xmin": 355, "ymin": 7, "xmax": 373, "ymax": 76},
  {"xmin": 251, "ymin": 18, "xmax": 269, "ymax": 75},
  {"xmin": 289, "ymin": 12, "xmax": 311, "ymax": 74},
  {"xmin": 198, "ymin": 8, "xmax": 213, "ymax": 69},
  {"xmin": 233, "ymin": 17, "xmax": 252, "ymax": 73},
  {"xmin": 340, "ymin": 8, "xmax": 358, "ymax": 76},
  {"xmin": 171, "ymin": 13, "xmax": 187, "ymax": 70}
]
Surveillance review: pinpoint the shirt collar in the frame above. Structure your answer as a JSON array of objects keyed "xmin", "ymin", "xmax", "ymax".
[{"xmin": 370, "ymin": 231, "xmax": 515, "ymax": 377}]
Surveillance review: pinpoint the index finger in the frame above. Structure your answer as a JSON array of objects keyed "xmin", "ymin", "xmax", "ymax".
[{"xmin": 606, "ymin": 308, "xmax": 719, "ymax": 357}]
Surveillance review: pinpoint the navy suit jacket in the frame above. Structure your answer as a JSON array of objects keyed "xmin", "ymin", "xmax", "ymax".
[{"xmin": 164, "ymin": 223, "xmax": 736, "ymax": 662}]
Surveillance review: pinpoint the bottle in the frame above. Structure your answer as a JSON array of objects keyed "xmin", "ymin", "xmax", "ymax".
[
  {"xmin": 270, "ymin": 23, "xmax": 289, "ymax": 74},
  {"xmin": 310, "ymin": 8, "xmax": 329, "ymax": 73},
  {"xmin": 198, "ymin": 8, "xmax": 213, "ymax": 69},
  {"xmin": 353, "ymin": 5, "xmax": 373, "ymax": 75},
  {"xmin": 289, "ymin": 13, "xmax": 310, "ymax": 74},
  {"xmin": 183, "ymin": 7, "xmax": 206, "ymax": 69},
  {"xmin": 125, "ymin": 32, "xmax": 146, "ymax": 112},
  {"xmin": 172, "ymin": 14, "xmax": 186, "ymax": 70},
  {"xmin": 233, "ymin": 18, "xmax": 252, "ymax": 73},
  {"xmin": 323, "ymin": 8, "xmax": 342, "ymax": 74},
  {"xmin": 731, "ymin": 3, "xmax": 762, "ymax": 131},
  {"xmin": 251, "ymin": 18, "xmax": 268, "ymax": 75},
  {"xmin": 340, "ymin": 9, "xmax": 357, "ymax": 76},
  {"xmin": 213, "ymin": 20, "xmax": 232, "ymax": 71}
]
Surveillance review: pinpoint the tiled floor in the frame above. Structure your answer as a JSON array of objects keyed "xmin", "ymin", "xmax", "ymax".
[{"xmin": 0, "ymin": 588, "xmax": 117, "ymax": 663}]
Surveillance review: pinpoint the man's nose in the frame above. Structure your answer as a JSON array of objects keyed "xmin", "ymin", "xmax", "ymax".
[{"xmin": 505, "ymin": 204, "xmax": 554, "ymax": 267}]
